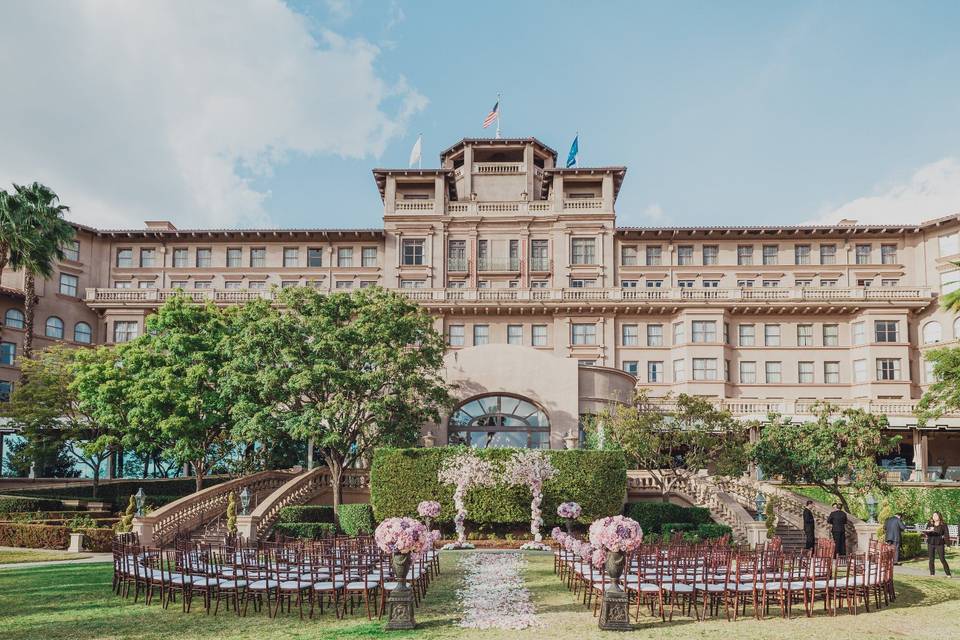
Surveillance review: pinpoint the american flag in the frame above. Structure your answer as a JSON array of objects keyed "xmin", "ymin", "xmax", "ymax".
[{"xmin": 482, "ymin": 100, "xmax": 499, "ymax": 129}]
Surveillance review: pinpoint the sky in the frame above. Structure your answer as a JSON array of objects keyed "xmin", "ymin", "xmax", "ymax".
[{"xmin": 1, "ymin": 0, "xmax": 959, "ymax": 231}]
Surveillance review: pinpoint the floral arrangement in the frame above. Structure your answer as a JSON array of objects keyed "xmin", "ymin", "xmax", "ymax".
[
  {"xmin": 503, "ymin": 450, "xmax": 558, "ymax": 545},
  {"xmin": 374, "ymin": 517, "xmax": 431, "ymax": 555},
  {"xmin": 587, "ymin": 515, "xmax": 644, "ymax": 554},
  {"xmin": 557, "ymin": 502, "xmax": 582, "ymax": 519},
  {"xmin": 438, "ymin": 451, "xmax": 497, "ymax": 548},
  {"xmin": 417, "ymin": 500, "xmax": 441, "ymax": 518}
]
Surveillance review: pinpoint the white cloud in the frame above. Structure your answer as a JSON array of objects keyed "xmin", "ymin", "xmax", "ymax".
[
  {"xmin": 325, "ymin": 0, "xmax": 356, "ymax": 22},
  {"xmin": 810, "ymin": 158, "xmax": 960, "ymax": 226},
  {"xmin": 0, "ymin": 0, "xmax": 425, "ymax": 229},
  {"xmin": 642, "ymin": 203, "xmax": 666, "ymax": 223}
]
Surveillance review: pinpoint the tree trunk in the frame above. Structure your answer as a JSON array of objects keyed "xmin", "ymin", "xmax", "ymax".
[
  {"xmin": 22, "ymin": 273, "xmax": 35, "ymax": 363},
  {"xmin": 91, "ymin": 464, "xmax": 100, "ymax": 499},
  {"xmin": 194, "ymin": 459, "xmax": 205, "ymax": 492},
  {"xmin": 327, "ymin": 458, "xmax": 344, "ymax": 531}
]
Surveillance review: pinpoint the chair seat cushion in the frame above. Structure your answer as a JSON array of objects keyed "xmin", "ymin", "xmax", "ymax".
[
  {"xmin": 665, "ymin": 583, "xmax": 694, "ymax": 593},
  {"xmin": 280, "ymin": 580, "xmax": 312, "ymax": 590},
  {"xmin": 312, "ymin": 580, "xmax": 345, "ymax": 590},
  {"xmin": 218, "ymin": 580, "xmax": 248, "ymax": 589}
]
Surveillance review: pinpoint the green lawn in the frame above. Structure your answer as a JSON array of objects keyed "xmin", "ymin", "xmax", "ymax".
[
  {"xmin": 0, "ymin": 552, "xmax": 958, "ymax": 640},
  {"xmin": 0, "ymin": 550, "xmax": 91, "ymax": 565}
]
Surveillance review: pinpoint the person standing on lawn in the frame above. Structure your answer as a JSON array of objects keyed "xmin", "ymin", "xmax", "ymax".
[
  {"xmin": 923, "ymin": 511, "xmax": 952, "ymax": 577},
  {"xmin": 884, "ymin": 512, "xmax": 907, "ymax": 565},
  {"xmin": 827, "ymin": 503, "xmax": 848, "ymax": 556},
  {"xmin": 802, "ymin": 500, "xmax": 816, "ymax": 551}
]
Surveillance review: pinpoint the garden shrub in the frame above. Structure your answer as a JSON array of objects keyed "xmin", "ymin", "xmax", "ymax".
[
  {"xmin": 66, "ymin": 514, "xmax": 98, "ymax": 531},
  {"xmin": 874, "ymin": 527, "xmax": 923, "ymax": 560},
  {"xmin": 79, "ymin": 528, "xmax": 116, "ymax": 552},
  {"xmin": 338, "ymin": 504, "xmax": 375, "ymax": 536},
  {"xmin": 0, "ymin": 496, "xmax": 63, "ymax": 514},
  {"xmin": 661, "ymin": 522, "xmax": 694, "ymax": 537},
  {"xmin": 623, "ymin": 502, "xmax": 712, "ymax": 533},
  {"xmin": 4, "ymin": 477, "xmax": 230, "ymax": 510},
  {"xmin": 370, "ymin": 447, "xmax": 627, "ymax": 526},
  {"xmin": 277, "ymin": 506, "xmax": 335, "ymax": 524},
  {"xmin": 696, "ymin": 523, "xmax": 733, "ymax": 539},
  {"xmin": 273, "ymin": 523, "xmax": 336, "ymax": 539},
  {"xmin": 0, "ymin": 523, "xmax": 70, "ymax": 549}
]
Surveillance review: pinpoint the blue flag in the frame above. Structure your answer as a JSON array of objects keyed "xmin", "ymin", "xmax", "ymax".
[{"xmin": 566, "ymin": 134, "xmax": 579, "ymax": 168}]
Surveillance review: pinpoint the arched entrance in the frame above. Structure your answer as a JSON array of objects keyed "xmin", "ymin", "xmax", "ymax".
[{"xmin": 447, "ymin": 393, "xmax": 550, "ymax": 449}]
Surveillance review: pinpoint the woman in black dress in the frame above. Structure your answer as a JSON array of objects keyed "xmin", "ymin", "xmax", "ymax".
[{"xmin": 923, "ymin": 511, "xmax": 952, "ymax": 576}]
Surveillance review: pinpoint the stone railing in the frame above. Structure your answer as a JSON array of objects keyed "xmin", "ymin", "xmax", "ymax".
[
  {"xmin": 133, "ymin": 470, "xmax": 295, "ymax": 546},
  {"xmin": 563, "ymin": 197, "xmax": 604, "ymax": 211},
  {"xmin": 394, "ymin": 199, "xmax": 435, "ymax": 212},
  {"xmin": 474, "ymin": 162, "xmax": 524, "ymax": 174},
  {"xmin": 237, "ymin": 467, "xmax": 370, "ymax": 541}
]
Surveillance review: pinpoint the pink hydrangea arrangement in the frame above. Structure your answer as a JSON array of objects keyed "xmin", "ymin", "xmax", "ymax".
[
  {"xmin": 429, "ymin": 529, "xmax": 442, "ymax": 544},
  {"xmin": 587, "ymin": 515, "xmax": 644, "ymax": 553},
  {"xmin": 557, "ymin": 502, "xmax": 582, "ymax": 519},
  {"xmin": 374, "ymin": 517, "xmax": 431, "ymax": 555},
  {"xmin": 551, "ymin": 526, "xmax": 564, "ymax": 540},
  {"xmin": 417, "ymin": 500, "xmax": 441, "ymax": 518},
  {"xmin": 591, "ymin": 547, "xmax": 607, "ymax": 567}
]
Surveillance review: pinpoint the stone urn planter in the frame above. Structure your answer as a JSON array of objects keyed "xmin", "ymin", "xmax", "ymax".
[{"xmin": 68, "ymin": 532, "xmax": 85, "ymax": 553}]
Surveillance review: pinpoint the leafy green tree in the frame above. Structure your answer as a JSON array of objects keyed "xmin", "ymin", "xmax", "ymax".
[
  {"xmin": 916, "ymin": 347, "xmax": 960, "ymax": 425},
  {"xmin": 940, "ymin": 263, "xmax": 960, "ymax": 314},
  {"xmin": 3, "ymin": 433, "xmax": 78, "ymax": 478},
  {"xmin": 750, "ymin": 403, "xmax": 899, "ymax": 511},
  {"xmin": 222, "ymin": 286, "xmax": 452, "ymax": 517},
  {"xmin": 585, "ymin": 390, "xmax": 750, "ymax": 501}
]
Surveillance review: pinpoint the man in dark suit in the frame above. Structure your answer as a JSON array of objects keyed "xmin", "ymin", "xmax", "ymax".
[
  {"xmin": 827, "ymin": 503, "xmax": 848, "ymax": 556},
  {"xmin": 884, "ymin": 512, "xmax": 907, "ymax": 564},
  {"xmin": 803, "ymin": 500, "xmax": 816, "ymax": 551}
]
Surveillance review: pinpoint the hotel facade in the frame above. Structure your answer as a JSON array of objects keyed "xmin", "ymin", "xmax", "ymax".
[{"xmin": 1, "ymin": 137, "xmax": 959, "ymax": 480}]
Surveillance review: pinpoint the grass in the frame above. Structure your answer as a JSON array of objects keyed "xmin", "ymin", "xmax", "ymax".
[
  {"xmin": 0, "ymin": 552, "xmax": 958, "ymax": 640},
  {"xmin": 901, "ymin": 546, "xmax": 959, "ymax": 573},
  {"xmin": 0, "ymin": 550, "xmax": 92, "ymax": 565}
]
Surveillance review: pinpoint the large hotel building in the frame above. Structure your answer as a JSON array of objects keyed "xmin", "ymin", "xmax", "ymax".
[{"xmin": 1, "ymin": 137, "xmax": 959, "ymax": 480}]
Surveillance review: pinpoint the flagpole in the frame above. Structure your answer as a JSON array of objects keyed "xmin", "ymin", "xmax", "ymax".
[
  {"xmin": 418, "ymin": 132, "xmax": 422, "ymax": 169},
  {"xmin": 495, "ymin": 92, "xmax": 501, "ymax": 139}
]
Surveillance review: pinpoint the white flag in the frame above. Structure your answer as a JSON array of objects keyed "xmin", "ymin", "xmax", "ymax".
[{"xmin": 408, "ymin": 134, "xmax": 422, "ymax": 168}]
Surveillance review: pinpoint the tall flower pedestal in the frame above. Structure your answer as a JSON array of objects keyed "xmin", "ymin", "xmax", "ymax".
[
  {"xmin": 385, "ymin": 552, "xmax": 415, "ymax": 630},
  {"xmin": 598, "ymin": 551, "xmax": 632, "ymax": 631}
]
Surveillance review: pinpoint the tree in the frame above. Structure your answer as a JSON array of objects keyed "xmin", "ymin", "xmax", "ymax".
[
  {"xmin": 916, "ymin": 347, "xmax": 960, "ymax": 425},
  {"xmin": 3, "ymin": 433, "xmax": 78, "ymax": 478},
  {"xmin": 222, "ymin": 286, "xmax": 452, "ymax": 519},
  {"xmin": 940, "ymin": 263, "xmax": 960, "ymax": 314},
  {"xmin": 5, "ymin": 183, "xmax": 74, "ymax": 361},
  {"xmin": 750, "ymin": 403, "xmax": 899, "ymax": 511},
  {"xmin": 585, "ymin": 390, "xmax": 750, "ymax": 501},
  {"xmin": 0, "ymin": 188, "xmax": 24, "ymax": 283},
  {"xmin": 1, "ymin": 346, "xmax": 119, "ymax": 496}
]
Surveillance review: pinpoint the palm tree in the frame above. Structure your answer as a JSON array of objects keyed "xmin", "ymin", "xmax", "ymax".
[
  {"xmin": 942, "ymin": 262, "xmax": 960, "ymax": 314},
  {"xmin": 0, "ymin": 188, "xmax": 23, "ymax": 283},
  {"xmin": 7, "ymin": 183, "xmax": 74, "ymax": 361}
]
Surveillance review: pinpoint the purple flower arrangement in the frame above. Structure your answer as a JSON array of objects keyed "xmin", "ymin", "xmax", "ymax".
[
  {"xmin": 556, "ymin": 502, "xmax": 582, "ymax": 519},
  {"xmin": 587, "ymin": 515, "xmax": 644, "ymax": 554},
  {"xmin": 417, "ymin": 500, "xmax": 441, "ymax": 518},
  {"xmin": 374, "ymin": 517, "xmax": 431, "ymax": 555}
]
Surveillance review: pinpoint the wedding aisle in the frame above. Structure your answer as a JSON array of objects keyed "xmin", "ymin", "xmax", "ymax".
[{"xmin": 456, "ymin": 551, "xmax": 542, "ymax": 630}]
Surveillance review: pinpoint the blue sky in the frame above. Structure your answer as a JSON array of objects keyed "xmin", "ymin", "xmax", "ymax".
[{"xmin": 2, "ymin": 1, "xmax": 959, "ymax": 230}]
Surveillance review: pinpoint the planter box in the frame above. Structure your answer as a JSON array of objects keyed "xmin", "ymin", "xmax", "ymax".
[{"xmin": 68, "ymin": 532, "xmax": 84, "ymax": 553}]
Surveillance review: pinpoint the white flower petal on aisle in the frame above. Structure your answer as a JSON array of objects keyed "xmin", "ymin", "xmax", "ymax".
[{"xmin": 457, "ymin": 552, "xmax": 542, "ymax": 630}]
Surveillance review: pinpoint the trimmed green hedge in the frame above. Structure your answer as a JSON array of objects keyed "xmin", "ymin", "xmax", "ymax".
[
  {"xmin": 623, "ymin": 502, "xmax": 712, "ymax": 534},
  {"xmin": 661, "ymin": 522, "xmax": 695, "ymax": 537},
  {"xmin": 0, "ymin": 523, "xmax": 71, "ymax": 549},
  {"xmin": 5, "ymin": 477, "xmax": 230, "ymax": 510},
  {"xmin": 874, "ymin": 527, "xmax": 923, "ymax": 560},
  {"xmin": 79, "ymin": 528, "xmax": 116, "ymax": 552},
  {"xmin": 0, "ymin": 496, "xmax": 64, "ymax": 515},
  {"xmin": 786, "ymin": 485, "xmax": 960, "ymax": 524},
  {"xmin": 274, "ymin": 523, "xmax": 336, "ymax": 539},
  {"xmin": 277, "ymin": 506, "xmax": 335, "ymax": 524},
  {"xmin": 338, "ymin": 504, "xmax": 375, "ymax": 536},
  {"xmin": 696, "ymin": 524, "xmax": 733, "ymax": 539},
  {"xmin": 371, "ymin": 448, "xmax": 627, "ymax": 526}
]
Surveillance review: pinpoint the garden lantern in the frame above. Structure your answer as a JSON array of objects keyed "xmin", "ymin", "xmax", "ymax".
[
  {"xmin": 239, "ymin": 487, "xmax": 251, "ymax": 516},
  {"xmin": 134, "ymin": 487, "xmax": 146, "ymax": 517},
  {"xmin": 754, "ymin": 492, "xmax": 766, "ymax": 521},
  {"xmin": 865, "ymin": 493, "xmax": 878, "ymax": 523}
]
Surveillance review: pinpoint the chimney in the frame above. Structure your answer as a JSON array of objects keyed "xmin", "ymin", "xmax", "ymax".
[{"xmin": 144, "ymin": 220, "xmax": 177, "ymax": 231}]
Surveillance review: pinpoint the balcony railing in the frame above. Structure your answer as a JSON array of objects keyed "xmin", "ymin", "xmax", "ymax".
[
  {"xmin": 563, "ymin": 197, "xmax": 604, "ymax": 211},
  {"xmin": 474, "ymin": 162, "xmax": 524, "ymax": 174},
  {"xmin": 529, "ymin": 258, "xmax": 551, "ymax": 272},
  {"xmin": 394, "ymin": 199, "xmax": 435, "ymax": 212},
  {"xmin": 477, "ymin": 257, "xmax": 520, "ymax": 272},
  {"xmin": 447, "ymin": 257, "xmax": 469, "ymax": 272}
]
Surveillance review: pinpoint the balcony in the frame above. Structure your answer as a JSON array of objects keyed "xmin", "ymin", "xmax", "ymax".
[
  {"xmin": 477, "ymin": 257, "xmax": 520, "ymax": 272},
  {"xmin": 447, "ymin": 257, "xmax": 468, "ymax": 272},
  {"xmin": 529, "ymin": 258, "xmax": 551, "ymax": 272},
  {"xmin": 563, "ymin": 197, "xmax": 604, "ymax": 211},
  {"xmin": 445, "ymin": 201, "xmax": 553, "ymax": 215},
  {"xmin": 473, "ymin": 162, "xmax": 525, "ymax": 174},
  {"xmin": 393, "ymin": 199, "xmax": 435, "ymax": 212}
]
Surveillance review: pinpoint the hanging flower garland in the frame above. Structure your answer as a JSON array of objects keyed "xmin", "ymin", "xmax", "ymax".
[{"xmin": 503, "ymin": 449, "xmax": 558, "ymax": 551}]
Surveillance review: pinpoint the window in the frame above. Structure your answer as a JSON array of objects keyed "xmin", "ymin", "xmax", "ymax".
[
  {"xmin": 140, "ymin": 248, "xmax": 156, "ymax": 267},
  {"xmin": 193, "ymin": 281, "xmax": 211, "ymax": 289},
  {"xmin": 281, "ymin": 280, "xmax": 298, "ymax": 288},
  {"xmin": 853, "ymin": 359, "xmax": 868, "ymax": 383},
  {"xmin": 703, "ymin": 280, "xmax": 719, "ymax": 288},
  {"xmin": 739, "ymin": 324, "xmax": 755, "ymax": 346},
  {"xmin": 737, "ymin": 279, "xmax": 754, "ymax": 288},
  {"xmin": 647, "ymin": 324, "xmax": 663, "ymax": 347},
  {"xmin": 571, "ymin": 238, "xmax": 596, "ymax": 265},
  {"xmin": 362, "ymin": 247, "xmax": 377, "ymax": 267},
  {"xmin": 692, "ymin": 320, "xmax": 716, "ymax": 343},
  {"xmin": 764, "ymin": 324, "xmax": 780, "ymax": 346},
  {"xmin": 116, "ymin": 248, "xmax": 133, "ymax": 267},
  {"xmin": 677, "ymin": 279, "xmax": 695, "ymax": 288},
  {"xmin": 570, "ymin": 279, "xmax": 597, "ymax": 288},
  {"xmin": 507, "ymin": 325, "xmax": 523, "ymax": 345},
  {"xmin": 224, "ymin": 281, "xmax": 241, "ymax": 289},
  {"xmin": 621, "ymin": 245, "xmax": 638, "ymax": 266},
  {"xmin": 74, "ymin": 322, "xmax": 92, "ymax": 344},
  {"xmin": 673, "ymin": 359, "xmax": 686, "ymax": 382},
  {"xmin": 192, "ymin": 247, "xmax": 210, "ymax": 268},
  {"xmin": 939, "ymin": 232, "xmax": 960, "ymax": 257},
  {"xmin": 448, "ymin": 325, "xmax": 464, "ymax": 346},
  {"xmin": 532, "ymin": 325, "xmax": 547, "ymax": 347},
  {"xmin": 172, "ymin": 248, "xmax": 189, "ymax": 267},
  {"xmin": 737, "ymin": 245, "xmax": 753, "ymax": 265},
  {"xmin": 857, "ymin": 278, "xmax": 873, "ymax": 287},
  {"xmin": 820, "ymin": 278, "xmax": 838, "ymax": 287},
  {"xmin": 795, "ymin": 279, "xmax": 812, "ymax": 287},
  {"xmin": 63, "ymin": 240, "xmax": 80, "ymax": 262},
  {"xmin": 572, "ymin": 323, "xmax": 597, "ymax": 345},
  {"xmin": 852, "ymin": 322, "xmax": 866, "ymax": 345},
  {"xmin": 794, "ymin": 244, "xmax": 811, "ymax": 265},
  {"xmin": 137, "ymin": 281, "xmax": 154, "ymax": 289},
  {"xmin": 702, "ymin": 245, "xmax": 719, "ymax": 265},
  {"xmin": 113, "ymin": 321, "xmax": 139, "ymax": 343},
  {"xmin": 765, "ymin": 361, "xmax": 782, "ymax": 383},
  {"xmin": 645, "ymin": 246, "xmax": 662, "ymax": 266},
  {"xmin": 622, "ymin": 324, "xmax": 639, "ymax": 346},
  {"xmin": 248, "ymin": 248, "xmax": 265, "ymax": 268},
  {"xmin": 226, "ymin": 248, "xmax": 242, "ymax": 267},
  {"xmin": 401, "ymin": 239, "xmax": 425, "ymax": 266},
  {"xmin": 881, "ymin": 244, "xmax": 897, "ymax": 265},
  {"xmin": 621, "ymin": 280, "xmax": 638, "ymax": 288},
  {"xmin": 114, "ymin": 280, "xmax": 132, "ymax": 288},
  {"xmin": 531, "ymin": 280, "xmax": 549, "ymax": 288},
  {"xmin": 797, "ymin": 324, "xmax": 813, "ymax": 346},
  {"xmin": 307, "ymin": 248, "xmax": 323, "ymax": 267},
  {"xmin": 4, "ymin": 309, "xmax": 24, "ymax": 329},
  {"xmin": 283, "ymin": 248, "xmax": 299, "ymax": 267},
  {"xmin": 526, "ymin": 239, "xmax": 549, "ymax": 272},
  {"xmin": 578, "ymin": 360, "xmax": 596, "ymax": 367},
  {"xmin": 673, "ymin": 322, "xmax": 685, "ymax": 344},
  {"xmin": 58, "ymin": 273, "xmax": 78, "ymax": 297},
  {"xmin": 0, "ymin": 341, "xmax": 15, "ymax": 365},
  {"xmin": 762, "ymin": 245, "xmax": 778, "ymax": 265},
  {"xmin": 448, "ymin": 394, "xmax": 550, "ymax": 449},
  {"xmin": 823, "ymin": 324, "xmax": 839, "ymax": 346},
  {"xmin": 881, "ymin": 278, "xmax": 899, "ymax": 287},
  {"xmin": 245, "ymin": 280, "xmax": 265, "ymax": 290},
  {"xmin": 45, "ymin": 316, "xmax": 64, "ymax": 339},
  {"xmin": 820, "ymin": 244, "xmax": 836, "ymax": 264},
  {"xmin": 824, "ymin": 361, "xmax": 840, "ymax": 384},
  {"xmin": 876, "ymin": 358, "xmax": 901, "ymax": 381},
  {"xmin": 739, "ymin": 361, "xmax": 756, "ymax": 383},
  {"xmin": 359, "ymin": 280, "xmax": 377, "ymax": 288},
  {"xmin": 0, "ymin": 381, "xmax": 12, "ymax": 403},
  {"xmin": 923, "ymin": 321, "xmax": 942, "ymax": 344},
  {"xmin": 724, "ymin": 359, "xmax": 730, "ymax": 382},
  {"xmin": 677, "ymin": 245, "xmax": 694, "ymax": 265},
  {"xmin": 623, "ymin": 361, "xmax": 639, "ymax": 375},
  {"xmin": 924, "ymin": 359, "xmax": 936, "ymax": 384},
  {"xmin": 645, "ymin": 279, "xmax": 663, "ymax": 288},
  {"xmin": 399, "ymin": 280, "xmax": 425, "ymax": 288},
  {"xmin": 647, "ymin": 361, "xmax": 663, "ymax": 382},
  {"xmin": 169, "ymin": 280, "xmax": 187, "ymax": 289},
  {"xmin": 762, "ymin": 279, "xmax": 780, "ymax": 288},
  {"xmin": 855, "ymin": 244, "xmax": 871, "ymax": 264},
  {"xmin": 693, "ymin": 358, "xmax": 718, "ymax": 380},
  {"xmin": 875, "ymin": 320, "xmax": 899, "ymax": 343},
  {"xmin": 337, "ymin": 248, "xmax": 353, "ymax": 267},
  {"xmin": 334, "ymin": 280, "xmax": 352, "ymax": 289},
  {"xmin": 447, "ymin": 280, "xmax": 465, "ymax": 289},
  {"xmin": 477, "ymin": 280, "xmax": 489, "ymax": 289},
  {"xmin": 724, "ymin": 322, "xmax": 730, "ymax": 344},
  {"xmin": 473, "ymin": 325, "xmax": 489, "ymax": 346},
  {"xmin": 798, "ymin": 361, "xmax": 814, "ymax": 383}
]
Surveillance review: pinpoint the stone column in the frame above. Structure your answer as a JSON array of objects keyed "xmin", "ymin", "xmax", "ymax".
[
  {"xmin": 307, "ymin": 437, "xmax": 314, "ymax": 470},
  {"xmin": 236, "ymin": 515, "xmax": 261, "ymax": 543}
]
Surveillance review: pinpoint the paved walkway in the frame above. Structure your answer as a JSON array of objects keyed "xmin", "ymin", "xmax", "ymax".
[{"xmin": 0, "ymin": 546, "xmax": 111, "ymax": 570}]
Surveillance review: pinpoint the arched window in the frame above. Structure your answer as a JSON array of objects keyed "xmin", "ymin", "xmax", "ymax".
[
  {"xmin": 922, "ymin": 321, "xmax": 942, "ymax": 344},
  {"xmin": 74, "ymin": 322, "xmax": 92, "ymax": 344},
  {"xmin": 448, "ymin": 394, "xmax": 550, "ymax": 449},
  {"xmin": 3, "ymin": 308, "xmax": 24, "ymax": 329},
  {"xmin": 45, "ymin": 316, "xmax": 64, "ymax": 340}
]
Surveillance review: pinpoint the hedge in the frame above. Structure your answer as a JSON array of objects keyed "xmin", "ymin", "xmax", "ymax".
[
  {"xmin": 623, "ymin": 502, "xmax": 712, "ymax": 534},
  {"xmin": 0, "ymin": 523, "xmax": 71, "ymax": 549},
  {"xmin": 274, "ymin": 523, "xmax": 336, "ymax": 539},
  {"xmin": 786, "ymin": 485, "xmax": 960, "ymax": 524},
  {"xmin": 277, "ymin": 506, "xmax": 335, "ymax": 524},
  {"xmin": 696, "ymin": 524, "xmax": 733, "ymax": 540},
  {"xmin": 5, "ymin": 477, "xmax": 230, "ymax": 510},
  {"xmin": 371, "ymin": 448, "xmax": 627, "ymax": 526},
  {"xmin": 0, "ymin": 496, "xmax": 64, "ymax": 515},
  {"xmin": 79, "ymin": 528, "xmax": 116, "ymax": 552},
  {"xmin": 661, "ymin": 522, "xmax": 695, "ymax": 537},
  {"xmin": 338, "ymin": 504, "xmax": 375, "ymax": 536},
  {"xmin": 874, "ymin": 528, "xmax": 924, "ymax": 560}
]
